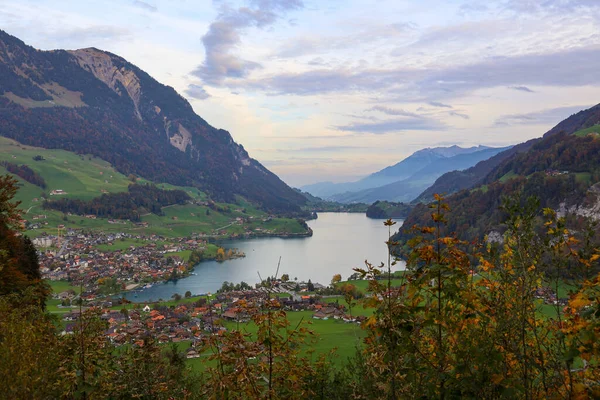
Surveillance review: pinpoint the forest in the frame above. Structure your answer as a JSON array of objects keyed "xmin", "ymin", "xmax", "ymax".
[
  {"xmin": 0, "ymin": 161, "xmax": 46, "ymax": 188},
  {"xmin": 43, "ymin": 183, "xmax": 191, "ymax": 221},
  {"xmin": 3, "ymin": 167, "xmax": 600, "ymax": 398}
]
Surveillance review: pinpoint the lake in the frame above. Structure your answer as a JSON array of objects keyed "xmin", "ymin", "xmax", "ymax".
[{"xmin": 125, "ymin": 213, "xmax": 405, "ymax": 302}]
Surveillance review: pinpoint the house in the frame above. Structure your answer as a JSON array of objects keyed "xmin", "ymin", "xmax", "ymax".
[
  {"xmin": 312, "ymin": 306, "xmax": 344, "ymax": 320},
  {"xmin": 186, "ymin": 349, "xmax": 200, "ymax": 359}
]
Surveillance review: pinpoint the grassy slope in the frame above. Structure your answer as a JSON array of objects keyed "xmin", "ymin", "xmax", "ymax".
[
  {"xmin": 0, "ymin": 136, "xmax": 307, "ymax": 239},
  {"xmin": 573, "ymin": 125, "xmax": 600, "ymax": 137}
]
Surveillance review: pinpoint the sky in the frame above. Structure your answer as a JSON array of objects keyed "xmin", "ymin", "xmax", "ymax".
[{"xmin": 1, "ymin": 0, "xmax": 600, "ymax": 187}]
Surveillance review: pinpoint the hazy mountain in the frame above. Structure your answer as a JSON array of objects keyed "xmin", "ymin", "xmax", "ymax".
[
  {"xmin": 0, "ymin": 30, "xmax": 306, "ymax": 213},
  {"xmin": 301, "ymin": 145, "xmax": 495, "ymax": 199},
  {"xmin": 327, "ymin": 146, "xmax": 510, "ymax": 203}
]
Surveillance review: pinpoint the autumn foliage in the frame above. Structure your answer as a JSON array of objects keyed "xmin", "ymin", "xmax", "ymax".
[{"xmin": 353, "ymin": 194, "xmax": 600, "ymax": 399}]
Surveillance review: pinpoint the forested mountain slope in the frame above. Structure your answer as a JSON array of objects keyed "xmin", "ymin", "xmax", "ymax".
[
  {"xmin": 413, "ymin": 104, "xmax": 600, "ymax": 204},
  {"xmin": 393, "ymin": 104, "xmax": 600, "ymax": 250}
]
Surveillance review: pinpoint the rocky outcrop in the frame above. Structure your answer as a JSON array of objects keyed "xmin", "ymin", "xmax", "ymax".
[
  {"xmin": 69, "ymin": 48, "xmax": 143, "ymax": 120},
  {"xmin": 557, "ymin": 183, "xmax": 600, "ymax": 221}
]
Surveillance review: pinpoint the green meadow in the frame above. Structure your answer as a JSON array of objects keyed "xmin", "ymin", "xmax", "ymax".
[
  {"xmin": 573, "ymin": 125, "xmax": 600, "ymax": 137},
  {"xmin": 0, "ymin": 136, "xmax": 307, "ymax": 240}
]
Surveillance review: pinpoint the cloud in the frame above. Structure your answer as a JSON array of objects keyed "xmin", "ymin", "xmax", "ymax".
[
  {"xmin": 449, "ymin": 111, "xmax": 470, "ymax": 119},
  {"xmin": 274, "ymin": 23, "xmax": 415, "ymax": 58},
  {"xmin": 458, "ymin": 2, "xmax": 489, "ymax": 15},
  {"xmin": 192, "ymin": 0, "xmax": 303, "ymax": 85},
  {"xmin": 132, "ymin": 0, "xmax": 157, "ymax": 12},
  {"xmin": 224, "ymin": 42, "xmax": 600, "ymax": 103},
  {"xmin": 493, "ymin": 105, "xmax": 592, "ymax": 127},
  {"xmin": 263, "ymin": 156, "xmax": 345, "ymax": 166},
  {"xmin": 51, "ymin": 25, "xmax": 131, "ymax": 44},
  {"xmin": 334, "ymin": 118, "xmax": 446, "ymax": 134},
  {"xmin": 410, "ymin": 45, "xmax": 600, "ymax": 101},
  {"xmin": 503, "ymin": 0, "xmax": 600, "ymax": 13},
  {"xmin": 237, "ymin": 68, "xmax": 409, "ymax": 95},
  {"xmin": 368, "ymin": 105, "xmax": 420, "ymax": 118},
  {"xmin": 185, "ymin": 84, "xmax": 211, "ymax": 100},
  {"xmin": 509, "ymin": 85, "xmax": 535, "ymax": 93},
  {"xmin": 401, "ymin": 19, "xmax": 510, "ymax": 51},
  {"xmin": 288, "ymin": 146, "xmax": 366, "ymax": 152},
  {"xmin": 428, "ymin": 101, "xmax": 453, "ymax": 108}
]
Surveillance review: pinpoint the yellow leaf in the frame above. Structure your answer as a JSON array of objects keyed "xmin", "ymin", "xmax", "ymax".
[
  {"xmin": 491, "ymin": 374, "xmax": 503, "ymax": 385},
  {"xmin": 570, "ymin": 293, "xmax": 591, "ymax": 309}
]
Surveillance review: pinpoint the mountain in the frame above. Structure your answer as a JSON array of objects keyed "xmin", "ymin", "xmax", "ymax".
[
  {"xmin": 0, "ymin": 30, "xmax": 305, "ymax": 213},
  {"xmin": 328, "ymin": 146, "xmax": 510, "ymax": 203},
  {"xmin": 392, "ymin": 103, "xmax": 600, "ymax": 253},
  {"xmin": 301, "ymin": 145, "xmax": 497, "ymax": 199},
  {"xmin": 413, "ymin": 104, "xmax": 600, "ymax": 204},
  {"xmin": 413, "ymin": 140, "xmax": 537, "ymax": 203}
]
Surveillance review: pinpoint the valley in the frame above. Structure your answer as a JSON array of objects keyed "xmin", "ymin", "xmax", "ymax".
[{"xmin": 2, "ymin": 17, "xmax": 600, "ymax": 399}]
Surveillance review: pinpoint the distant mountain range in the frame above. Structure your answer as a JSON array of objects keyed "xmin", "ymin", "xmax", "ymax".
[
  {"xmin": 301, "ymin": 145, "xmax": 510, "ymax": 203},
  {"xmin": 393, "ymin": 103, "xmax": 600, "ymax": 252},
  {"xmin": 0, "ymin": 30, "xmax": 305, "ymax": 213}
]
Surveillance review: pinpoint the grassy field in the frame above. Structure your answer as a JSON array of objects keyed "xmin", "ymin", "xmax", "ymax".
[
  {"xmin": 499, "ymin": 170, "xmax": 518, "ymax": 183},
  {"xmin": 184, "ymin": 307, "xmax": 367, "ymax": 372},
  {"xmin": 47, "ymin": 280, "xmax": 80, "ymax": 294},
  {"xmin": 573, "ymin": 125, "xmax": 600, "ymax": 137},
  {"xmin": 0, "ymin": 136, "xmax": 131, "ymax": 201},
  {"xmin": 0, "ymin": 136, "xmax": 307, "ymax": 239},
  {"xmin": 575, "ymin": 172, "xmax": 592, "ymax": 184}
]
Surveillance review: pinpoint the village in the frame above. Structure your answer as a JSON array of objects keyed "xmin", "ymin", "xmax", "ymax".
[
  {"xmin": 58, "ymin": 284, "xmax": 365, "ymax": 359},
  {"xmin": 36, "ymin": 230, "xmax": 217, "ymax": 299}
]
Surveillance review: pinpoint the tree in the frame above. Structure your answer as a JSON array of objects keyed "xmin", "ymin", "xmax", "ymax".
[
  {"xmin": 352, "ymin": 195, "xmax": 600, "ymax": 399},
  {"xmin": 184, "ymin": 290, "xmax": 192, "ymax": 298},
  {"xmin": 307, "ymin": 279, "xmax": 315, "ymax": 292},
  {"xmin": 171, "ymin": 293, "xmax": 182, "ymax": 302},
  {"xmin": 0, "ymin": 175, "xmax": 49, "ymax": 305},
  {"xmin": 341, "ymin": 284, "xmax": 357, "ymax": 317},
  {"xmin": 331, "ymin": 274, "xmax": 342, "ymax": 285},
  {"xmin": 216, "ymin": 247, "xmax": 226, "ymax": 261},
  {"xmin": 281, "ymin": 274, "xmax": 289, "ymax": 282}
]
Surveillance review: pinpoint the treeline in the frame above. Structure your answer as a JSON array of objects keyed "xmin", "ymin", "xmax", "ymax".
[
  {"xmin": 486, "ymin": 132, "xmax": 600, "ymax": 183},
  {"xmin": 366, "ymin": 200, "xmax": 412, "ymax": 219},
  {"xmin": 0, "ymin": 161, "xmax": 46, "ymax": 188},
  {"xmin": 0, "ymin": 175, "xmax": 45, "ymax": 299},
  {"xmin": 44, "ymin": 183, "xmax": 190, "ymax": 221}
]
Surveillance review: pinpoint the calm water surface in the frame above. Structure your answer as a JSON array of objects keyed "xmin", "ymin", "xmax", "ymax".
[{"xmin": 125, "ymin": 213, "xmax": 404, "ymax": 302}]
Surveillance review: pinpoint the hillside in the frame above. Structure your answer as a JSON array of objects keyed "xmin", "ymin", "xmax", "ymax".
[
  {"xmin": 0, "ymin": 30, "xmax": 305, "ymax": 214},
  {"xmin": 0, "ymin": 137, "xmax": 310, "ymax": 238},
  {"xmin": 329, "ymin": 146, "xmax": 509, "ymax": 203},
  {"xmin": 393, "ymin": 103, "xmax": 600, "ymax": 251},
  {"xmin": 413, "ymin": 104, "xmax": 600, "ymax": 204}
]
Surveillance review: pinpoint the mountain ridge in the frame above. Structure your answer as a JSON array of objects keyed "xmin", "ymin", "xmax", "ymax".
[
  {"xmin": 0, "ymin": 30, "xmax": 306, "ymax": 214},
  {"xmin": 301, "ymin": 145, "xmax": 502, "ymax": 199}
]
